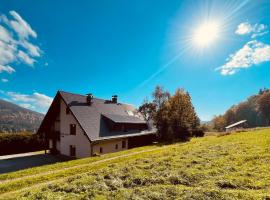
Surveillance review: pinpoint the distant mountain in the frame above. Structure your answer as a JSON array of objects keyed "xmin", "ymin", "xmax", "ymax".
[
  {"xmin": 200, "ymin": 120, "xmax": 211, "ymax": 125},
  {"xmin": 0, "ymin": 99, "xmax": 44, "ymax": 133}
]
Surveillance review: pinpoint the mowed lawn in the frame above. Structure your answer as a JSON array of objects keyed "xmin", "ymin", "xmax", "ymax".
[{"xmin": 0, "ymin": 129, "xmax": 270, "ymax": 200}]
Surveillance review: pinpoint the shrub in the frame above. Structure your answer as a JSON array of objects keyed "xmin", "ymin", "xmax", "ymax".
[
  {"xmin": 192, "ymin": 129, "xmax": 205, "ymax": 137},
  {"xmin": 0, "ymin": 132, "xmax": 45, "ymax": 155}
]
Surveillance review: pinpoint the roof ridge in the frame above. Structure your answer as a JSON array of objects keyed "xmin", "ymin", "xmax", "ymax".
[
  {"xmin": 58, "ymin": 90, "xmax": 106, "ymax": 102},
  {"xmin": 58, "ymin": 90, "xmax": 135, "ymax": 107}
]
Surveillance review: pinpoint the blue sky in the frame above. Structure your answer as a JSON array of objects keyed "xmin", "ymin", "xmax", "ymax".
[{"xmin": 0, "ymin": 0, "xmax": 270, "ymax": 120}]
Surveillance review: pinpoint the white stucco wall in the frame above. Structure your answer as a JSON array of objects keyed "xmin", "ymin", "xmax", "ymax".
[
  {"xmin": 92, "ymin": 138, "xmax": 128, "ymax": 155},
  {"xmin": 59, "ymin": 99, "xmax": 91, "ymax": 158}
]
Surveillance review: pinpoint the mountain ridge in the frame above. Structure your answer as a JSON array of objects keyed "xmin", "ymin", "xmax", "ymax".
[{"xmin": 0, "ymin": 99, "xmax": 44, "ymax": 133}]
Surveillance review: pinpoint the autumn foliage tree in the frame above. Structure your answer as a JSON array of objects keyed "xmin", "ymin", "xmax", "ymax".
[
  {"xmin": 212, "ymin": 115, "xmax": 226, "ymax": 131},
  {"xmin": 211, "ymin": 88, "xmax": 270, "ymax": 131},
  {"xmin": 257, "ymin": 90, "xmax": 270, "ymax": 125},
  {"xmin": 138, "ymin": 99, "xmax": 157, "ymax": 122},
  {"xmin": 139, "ymin": 86, "xmax": 201, "ymax": 142}
]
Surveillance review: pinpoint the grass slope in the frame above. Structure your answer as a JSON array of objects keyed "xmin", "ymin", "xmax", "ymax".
[{"xmin": 1, "ymin": 129, "xmax": 270, "ymax": 199}]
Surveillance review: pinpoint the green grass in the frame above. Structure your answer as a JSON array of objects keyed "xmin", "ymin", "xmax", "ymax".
[
  {"xmin": 0, "ymin": 145, "xmax": 158, "ymax": 182},
  {"xmin": 1, "ymin": 129, "xmax": 270, "ymax": 199}
]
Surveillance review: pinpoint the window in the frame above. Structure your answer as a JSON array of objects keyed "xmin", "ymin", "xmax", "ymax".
[
  {"xmin": 70, "ymin": 145, "xmax": 76, "ymax": 157},
  {"xmin": 99, "ymin": 147, "xmax": 103, "ymax": 153},
  {"xmin": 122, "ymin": 140, "xmax": 126, "ymax": 148},
  {"xmin": 70, "ymin": 124, "xmax": 76, "ymax": 135},
  {"xmin": 115, "ymin": 144, "xmax": 118, "ymax": 149},
  {"xmin": 66, "ymin": 107, "xmax": 70, "ymax": 114}
]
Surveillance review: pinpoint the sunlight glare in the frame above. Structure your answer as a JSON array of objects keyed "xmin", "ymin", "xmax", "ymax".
[{"xmin": 193, "ymin": 21, "xmax": 220, "ymax": 47}]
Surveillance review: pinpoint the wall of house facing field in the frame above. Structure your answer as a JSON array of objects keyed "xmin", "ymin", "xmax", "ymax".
[
  {"xmin": 59, "ymin": 99, "xmax": 91, "ymax": 158},
  {"xmin": 92, "ymin": 138, "xmax": 128, "ymax": 155}
]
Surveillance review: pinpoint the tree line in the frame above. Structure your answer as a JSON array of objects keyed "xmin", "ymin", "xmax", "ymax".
[
  {"xmin": 0, "ymin": 132, "xmax": 45, "ymax": 155},
  {"xmin": 139, "ymin": 86, "xmax": 204, "ymax": 142},
  {"xmin": 211, "ymin": 88, "xmax": 270, "ymax": 131}
]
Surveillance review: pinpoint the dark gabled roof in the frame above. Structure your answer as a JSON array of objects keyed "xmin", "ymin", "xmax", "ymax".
[
  {"xmin": 39, "ymin": 91, "xmax": 155, "ymax": 142},
  {"xmin": 102, "ymin": 113, "xmax": 146, "ymax": 124}
]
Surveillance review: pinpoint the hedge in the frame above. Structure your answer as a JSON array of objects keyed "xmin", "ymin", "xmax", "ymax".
[{"xmin": 0, "ymin": 132, "xmax": 45, "ymax": 156}]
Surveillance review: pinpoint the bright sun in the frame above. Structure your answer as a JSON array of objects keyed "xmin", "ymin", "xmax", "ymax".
[{"xmin": 193, "ymin": 21, "xmax": 220, "ymax": 47}]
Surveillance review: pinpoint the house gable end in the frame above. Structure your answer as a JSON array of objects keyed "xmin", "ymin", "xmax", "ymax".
[{"xmin": 58, "ymin": 91, "xmax": 92, "ymax": 143}]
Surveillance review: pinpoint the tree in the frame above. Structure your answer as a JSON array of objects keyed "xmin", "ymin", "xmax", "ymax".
[
  {"xmin": 139, "ymin": 86, "xmax": 202, "ymax": 142},
  {"xmin": 224, "ymin": 108, "xmax": 236, "ymax": 126},
  {"xmin": 152, "ymin": 86, "xmax": 171, "ymax": 140},
  {"xmin": 234, "ymin": 102, "xmax": 257, "ymax": 127},
  {"xmin": 154, "ymin": 88, "xmax": 200, "ymax": 141},
  {"xmin": 210, "ymin": 88, "xmax": 270, "ymax": 131},
  {"xmin": 257, "ymin": 91, "xmax": 270, "ymax": 125},
  {"xmin": 138, "ymin": 99, "xmax": 157, "ymax": 121},
  {"xmin": 167, "ymin": 89, "xmax": 199, "ymax": 140},
  {"xmin": 152, "ymin": 85, "xmax": 170, "ymax": 109},
  {"xmin": 212, "ymin": 115, "xmax": 226, "ymax": 131}
]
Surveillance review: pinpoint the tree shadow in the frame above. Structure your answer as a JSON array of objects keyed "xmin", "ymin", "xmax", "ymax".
[{"xmin": 0, "ymin": 154, "xmax": 72, "ymax": 174}]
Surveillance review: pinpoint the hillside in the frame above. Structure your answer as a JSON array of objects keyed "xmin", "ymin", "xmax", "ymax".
[
  {"xmin": 0, "ymin": 129, "xmax": 269, "ymax": 199},
  {"xmin": 0, "ymin": 99, "xmax": 44, "ymax": 133},
  {"xmin": 212, "ymin": 89, "xmax": 270, "ymax": 131}
]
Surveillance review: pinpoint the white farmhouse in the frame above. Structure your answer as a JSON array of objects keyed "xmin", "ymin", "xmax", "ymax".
[{"xmin": 37, "ymin": 91, "xmax": 156, "ymax": 158}]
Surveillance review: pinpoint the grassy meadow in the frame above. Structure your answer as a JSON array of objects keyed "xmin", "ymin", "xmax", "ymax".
[{"xmin": 0, "ymin": 129, "xmax": 270, "ymax": 199}]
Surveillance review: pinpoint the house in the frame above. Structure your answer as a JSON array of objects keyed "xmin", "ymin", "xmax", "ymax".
[
  {"xmin": 37, "ymin": 91, "xmax": 156, "ymax": 158},
  {"xmin": 225, "ymin": 120, "xmax": 247, "ymax": 132}
]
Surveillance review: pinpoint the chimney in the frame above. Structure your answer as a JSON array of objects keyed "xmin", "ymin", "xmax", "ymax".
[
  {"xmin": 86, "ymin": 93, "xmax": 93, "ymax": 105},
  {"xmin": 112, "ymin": 95, "xmax": 118, "ymax": 103}
]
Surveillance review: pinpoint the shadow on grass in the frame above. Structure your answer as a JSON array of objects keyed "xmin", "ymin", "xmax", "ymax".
[{"xmin": 0, "ymin": 154, "xmax": 72, "ymax": 174}]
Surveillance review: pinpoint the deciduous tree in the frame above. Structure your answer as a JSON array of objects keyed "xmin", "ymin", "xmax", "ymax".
[
  {"xmin": 138, "ymin": 99, "xmax": 157, "ymax": 121},
  {"xmin": 257, "ymin": 91, "xmax": 270, "ymax": 125}
]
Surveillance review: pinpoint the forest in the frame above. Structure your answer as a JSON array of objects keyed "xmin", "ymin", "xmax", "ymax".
[{"xmin": 211, "ymin": 88, "xmax": 270, "ymax": 131}]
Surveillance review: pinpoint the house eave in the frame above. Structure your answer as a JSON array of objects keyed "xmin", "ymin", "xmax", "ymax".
[{"xmin": 91, "ymin": 131, "xmax": 157, "ymax": 143}]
